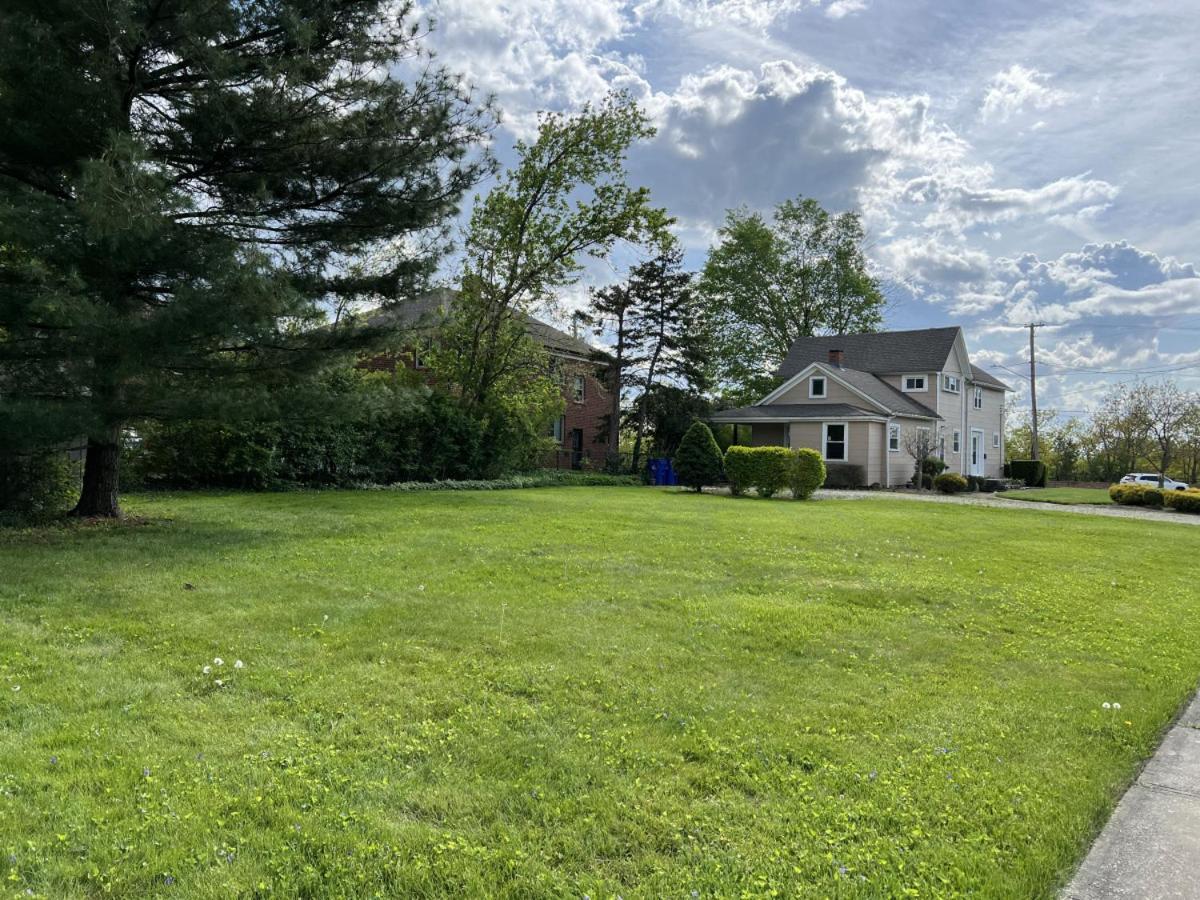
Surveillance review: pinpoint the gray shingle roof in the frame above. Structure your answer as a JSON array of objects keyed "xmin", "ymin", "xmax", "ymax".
[
  {"xmin": 825, "ymin": 366, "xmax": 939, "ymax": 417},
  {"xmin": 367, "ymin": 289, "xmax": 605, "ymax": 360},
  {"xmin": 710, "ymin": 403, "xmax": 881, "ymax": 422},
  {"xmin": 777, "ymin": 327, "xmax": 962, "ymax": 378},
  {"xmin": 970, "ymin": 364, "xmax": 1011, "ymax": 391}
]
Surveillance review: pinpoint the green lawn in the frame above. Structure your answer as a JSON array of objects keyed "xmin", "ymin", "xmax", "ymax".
[
  {"xmin": 2, "ymin": 489, "xmax": 1198, "ymax": 898},
  {"xmin": 997, "ymin": 487, "xmax": 1114, "ymax": 505}
]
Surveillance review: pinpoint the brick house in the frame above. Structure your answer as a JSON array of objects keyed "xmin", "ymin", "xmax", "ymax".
[{"xmin": 362, "ymin": 290, "xmax": 614, "ymax": 469}]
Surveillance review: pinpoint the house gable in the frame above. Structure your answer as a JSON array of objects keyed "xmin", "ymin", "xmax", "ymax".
[{"xmin": 761, "ymin": 363, "xmax": 894, "ymax": 415}]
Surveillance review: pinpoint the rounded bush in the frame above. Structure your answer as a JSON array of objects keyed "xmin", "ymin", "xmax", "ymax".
[
  {"xmin": 934, "ymin": 472, "xmax": 968, "ymax": 494},
  {"xmin": 790, "ymin": 448, "xmax": 826, "ymax": 500}
]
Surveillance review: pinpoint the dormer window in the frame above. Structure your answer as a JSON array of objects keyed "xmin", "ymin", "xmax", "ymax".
[
  {"xmin": 809, "ymin": 376, "xmax": 827, "ymax": 398},
  {"xmin": 902, "ymin": 375, "xmax": 927, "ymax": 392},
  {"xmin": 943, "ymin": 374, "xmax": 960, "ymax": 393}
]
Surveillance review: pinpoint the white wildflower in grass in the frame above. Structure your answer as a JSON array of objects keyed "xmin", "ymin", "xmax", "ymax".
[
  {"xmin": 11, "ymin": 685, "xmax": 19, "ymax": 692},
  {"xmin": 214, "ymin": 679, "xmax": 225, "ymax": 687},
  {"xmin": 202, "ymin": 665, "xmax": 211, "ymax": 675},
  {"xmin": 213, "ymin": 657, "xmax": 223, "ymax": 666},
  {"xmin": 1102, "ymin": 702, "xmax": 1111, "ymax": 709},
  {"xmin": 234, "ymin": 660, "xmax": 244, "ymax": 669},
  {"xmin": 1113, "ymin": 702, "xmax": 1121, "ymax": 710}
]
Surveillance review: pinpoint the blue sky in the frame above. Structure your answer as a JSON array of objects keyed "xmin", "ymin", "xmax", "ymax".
[{"xmin": 422, "ymin": 0, "xmax": 1200, "ymax": 414}]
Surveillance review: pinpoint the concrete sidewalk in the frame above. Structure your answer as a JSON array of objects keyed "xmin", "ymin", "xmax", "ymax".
[{"xmin": 1063, "ymin": 692, "xmax": 1200, "ymax": 899}]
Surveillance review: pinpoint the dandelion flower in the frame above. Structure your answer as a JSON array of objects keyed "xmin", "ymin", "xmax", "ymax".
[
  {"xmin": 213, "ymin": 657, "xmax": 223, "ymax": 666},
  {"xmin": 234, "ymin": 660, "xmax": 244, "ymax": 669},
  {"xmin": 11, "ymin": 685, "xmax": 19, "ymax": 693},
  {"xmin": 202, "ymin": 665, "xmax": 211, "ymax": 675},
  {"xmin": 1103, "ymin": 702, "xmax": 1111, "ymax": 709},
  {"xmin": 214, "ymin": 678, "xmax": 224, "ymax": 687},
  {"xmin": 1113, "ymin": 702, "xmax": 1121, "ymax": 710}
]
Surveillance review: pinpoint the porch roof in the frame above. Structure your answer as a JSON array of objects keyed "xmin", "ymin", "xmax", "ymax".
[{"xmin": 710, "ymin": 403, "xmax": 883, "ymax": 423}]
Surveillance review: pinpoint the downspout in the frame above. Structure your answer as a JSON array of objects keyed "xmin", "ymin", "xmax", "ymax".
[{"xmin": 885, "ymin": 415, "xmax": 892, "ymax": 487}]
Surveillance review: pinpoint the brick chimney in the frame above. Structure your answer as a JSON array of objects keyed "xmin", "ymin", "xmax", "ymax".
[{"xmin": 828, "ymin": 348, "xmax": 845, "ymax": 368}]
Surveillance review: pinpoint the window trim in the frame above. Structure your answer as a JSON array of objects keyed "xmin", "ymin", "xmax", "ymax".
[
  {"xmin": 901, "ymin": 374, "xmax": 928, "ymax": 393},
  {"xmin": 992, "ymin": 431, "xmax": 1000, "ymax": 448},
  {"xmin": 551, "ymin": 416, "xmax": 565, "ymax": 444},
  {"xmin": 888, "ymin": 423, "xmax": 900, "ymax": 452},
  {"xmin": 809, "ymin": 375, "xmax": 827, "ymax": 399},
  {"xmin": 822, "ymin": 421, "xmax": 849, "ymax": 462},
  {"xmin": 571, "ymin": 374, "xmax": 585, "ymax": 403},
  {"xmin": 943, "ymin": 374, "xmax": 960, "ymax": 393},
  {"xmin": 973, "ymin": 386, "xmax": 983, "ymax": 409},
  {"xmin": 952, "ymin": 430, "xmax": 961, "ymax": 454}
]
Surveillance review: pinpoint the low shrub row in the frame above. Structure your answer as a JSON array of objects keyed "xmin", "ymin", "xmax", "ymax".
[
  {"xmin": 1109, "ymin": 483, "xmax": 1165, "ymax": 507},
  {"xmin": 824, "ymin": 463, "xmax": 866, "ymax": 489},
  {"xmin": 723, "ymin": 445, "xmax": 826, "ymax": 500},
  {"xmin": 1164, "ymin": 490, "xmax": 1200, "ymax": 514},
  {"xmin": 365, "ymin": 471, "xmax": 639, "ymax": 492}
]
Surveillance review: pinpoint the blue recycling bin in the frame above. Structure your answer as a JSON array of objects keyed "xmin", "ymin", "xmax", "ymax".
[{"xmin": 648, "ymin": 457, "xmax": 678, "ymax": 486}]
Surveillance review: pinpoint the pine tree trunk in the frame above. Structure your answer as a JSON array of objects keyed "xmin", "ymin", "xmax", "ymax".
[{"xmin": 72, "ymin": 426, "xmax": 122, "ymax": 518}]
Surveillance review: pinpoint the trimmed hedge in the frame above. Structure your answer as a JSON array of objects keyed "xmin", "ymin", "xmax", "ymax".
[
  {"xmin": 921, "ymin": 458, "xmax": 948, "ymax": 477},
  {"xmin": 790, "ymin": 448, "xmax": 826, "ymax": 500},
  {"xmin": 824, "ymin": 463, "xmax": 866, "ymax": 489},
  {"xmin": 1109, "ymin": 483, "xmax": 1165, "ymax": 507},
  {"xmin": 753, "ymin": 447, "xmax": 795, "ymax": 498},
  {"xmin": 723, "ymin": 445, "xmax": 827, "ymax": 499},
  {"xmin": 1164, "ymin": 490, "xmax": 1200, "ymax": 514},
  {"xmin": 1009, "ymin": 459, "xmax": 1047, "ymax": 488},
  {"xmin": 674, "ymin": 421, "xmax": 725, "ymax": 492},
  {"xmin": 934, "ymin": 472, "xmax": 968, "ymax": 494},
  {"xmin": 723, "ymin": 446, "xmax": 755, "ymax": 497},
  {"xmin": 365, "ymin": 471, "xmax": 639, "ymax": 492}
]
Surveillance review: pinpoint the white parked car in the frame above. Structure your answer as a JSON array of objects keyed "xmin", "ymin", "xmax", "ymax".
[{"xmin": 1120, "ymin": 473, "xmax": 1190, "ymax": 491}]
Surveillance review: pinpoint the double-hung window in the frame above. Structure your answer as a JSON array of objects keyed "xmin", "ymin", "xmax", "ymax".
[
  {"xmin": 943, "ymin": 374, "xmax": 960, "ymax": 393},
  {"xmin": 993, "ymin": 432, "xmax": 1001, "ymax": 448},
  {"xmin": 888, "ymin": 424, "xmax": 900, "ymax": 452},
  {"xmin": 823, "ymin": 423, "xmax": 847, "ymax": 461},
  {"xmin": 952, "ymin": 430, "xmax": 961, "ymax": 454},
  {"xmin": 572, "ymin": 374, "xmax": 585, "ymax": 403},
  {"xmin": 973, "ymin": 387, "xmax": 983, "ymax": 409}
]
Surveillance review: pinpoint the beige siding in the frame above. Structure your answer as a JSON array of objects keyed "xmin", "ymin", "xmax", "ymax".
[
  {"xmin": 773, "ymin": 372, "xmax": 866, "ymax": 406},
  {"xmin": 880, "ymin": 372, "xmax": 936, "ymax": 400},
  {"xmin": 887, "ymin": 417, "xmax": 938, "ymax": 487},
  {"xmin": 937, "ymin": 357, "xmax": 969, "ymax": 475},
  {"xmin": 787, "ymin": 422, "xmax": 823, "ymax": 451},
  {"xmin": 965, "ymin": 384, "xmax": 1006, "ymax": 477}
]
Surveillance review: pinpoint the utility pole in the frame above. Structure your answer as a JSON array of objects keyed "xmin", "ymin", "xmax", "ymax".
[{"xmin": 1027, "ymin": 322, "xmax": 1044, "ymax": 461}]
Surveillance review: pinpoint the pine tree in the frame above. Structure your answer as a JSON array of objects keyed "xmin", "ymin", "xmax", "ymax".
[
  {"xmin": 673, "ymin": 420, "xmax": 723, "ymax": 492},
  {"xmin": 0, "ymin": 0, "xmax": 489, "ymax": 516}
]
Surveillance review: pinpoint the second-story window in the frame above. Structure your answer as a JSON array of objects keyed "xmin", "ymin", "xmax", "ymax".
[
  {"xmin": 810, "ymin": 376, "xmax": 826, "ymax": 398},
  {"xmin": 572, "ymin": 374, "xmax": 585, "ymax": 403},
  {"xmin": 973, "ymin": 387, "xmax": 983, "ymax": 409},
  {"xmin": 903, "ymin": 375, "xmax": 926, "ymax": 392},
  {"xmin": 943, "ymin": 374, "xmax": 960, "ymax": 393}
]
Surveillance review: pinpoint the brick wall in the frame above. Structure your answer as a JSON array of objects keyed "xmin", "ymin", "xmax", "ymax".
[{"xmin": 546, "ymin": 358, "xmax": 613, "ymax": 470}]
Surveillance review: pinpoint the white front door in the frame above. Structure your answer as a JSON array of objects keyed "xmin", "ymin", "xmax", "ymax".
[{"xmin": 970, "ymin": 429, "xmax": 984, "ymax": 476}]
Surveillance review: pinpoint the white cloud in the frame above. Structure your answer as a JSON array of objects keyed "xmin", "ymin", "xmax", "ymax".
[
  {"xmin": 824, "ymin": 0, "xmax": 868, "ymax": 19},
  {"xmin": 980, "ymin": 64, "xmax": 1070, "ymax": 123}
]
